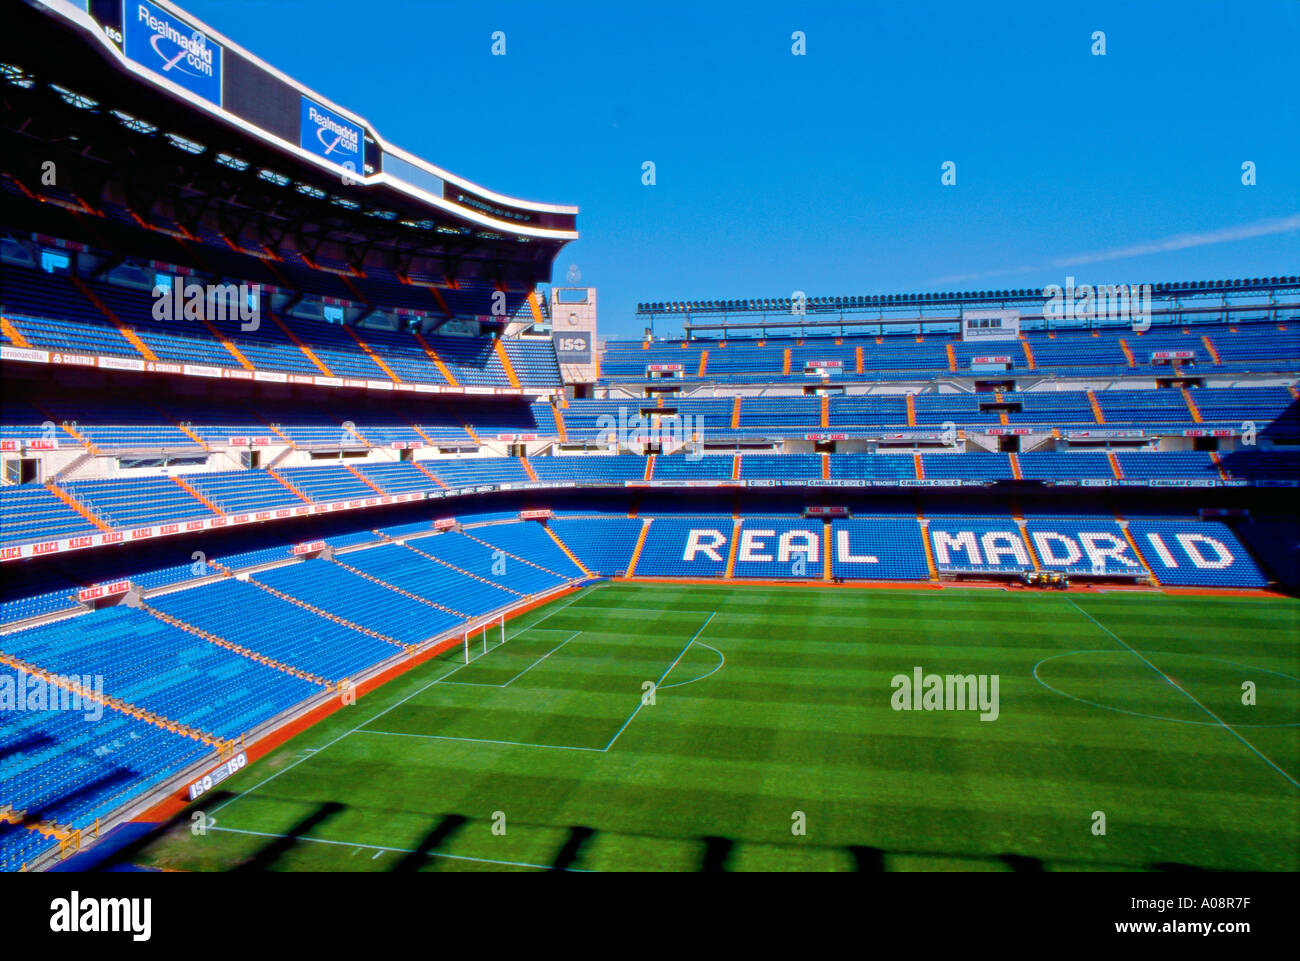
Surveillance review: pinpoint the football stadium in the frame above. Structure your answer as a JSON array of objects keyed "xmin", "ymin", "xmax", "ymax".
[{"xmin": 1, "ymin": 0, "xmax": 1297, "ymax": 902}]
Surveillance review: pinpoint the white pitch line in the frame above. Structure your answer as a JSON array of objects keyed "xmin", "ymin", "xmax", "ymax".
[
  {"xmin": 498, "ymin": 631, "xmax": 583, "ymax": 687},
  {"xmin": 657, "ymin": 642, "xmax": 726, "ymax": 690},
  {"xmin": 564, "ymin": 605, "xmax": 723, "ymax": 618},
  {"xmin": 602, "ymin": 611, "xmax": 716, "ymax": 753},
  {"xmin": 435, "ymin": 631, "xmax": 583, "ymax": 688},
  {"xmin": 208, "ymin": 586, "xmax": 600, "ymax": 815},
  {"xmin": 1064, "ymin": 597, "xmax": 1300, "ymax": 791},
  {"xmin": 355, "ymin": 729, "xmax": 604, "ymax": 752},
  {"xmin": 208, "ymin": 825, "xmax": 589, "ymax": 872}
]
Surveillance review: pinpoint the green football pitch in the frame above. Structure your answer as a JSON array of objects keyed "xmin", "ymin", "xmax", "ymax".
[{"xmin": 134, "ymin": 582, "xmax": 1299, "ymax": 872}]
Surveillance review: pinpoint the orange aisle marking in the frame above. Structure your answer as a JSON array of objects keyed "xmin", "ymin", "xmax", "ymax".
[
  {"xmin": 269, "ymin": 313, "xmax": 333, "ymax": 376},
  {"xmin": 45, "ymin": 482, "xmax": 112, "ymax": 532},
  {"xmin": 411, "ymin": 330, "xmax": 459, "ymax": 387},
  {"xmin": 493, "ymin": 339, "xmax": 523, "ymax": 390},
  {"xmin": 1, "ymin": 316, "xmax": 31, "ymax": 347},
  {"xmin": 343, "ymin": 325, "xmax": 401, "ymax": 382},
  {"xmin": 625, "ymin": 520, "xmax": 652, "ymax": 576},
  {"xmin": 173, "ymin": 474, "xmax": 223, "ymax": 514}
]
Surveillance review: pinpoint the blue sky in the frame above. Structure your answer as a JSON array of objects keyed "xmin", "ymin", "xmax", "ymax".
[{"xmin": 182, "ymin": 0, "xmax": 1299, "ymax": 338}]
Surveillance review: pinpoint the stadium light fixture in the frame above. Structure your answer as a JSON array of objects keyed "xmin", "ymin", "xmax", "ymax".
[
  {"xmin": 166, "ymin": 133, "xmax": 205, "ymax": 155},
  {"xmin": 112, "ymin": 109, "xmax": 157, "ymax": 135}
]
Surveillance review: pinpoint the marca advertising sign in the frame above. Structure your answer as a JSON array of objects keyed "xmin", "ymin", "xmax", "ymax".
[
  {"xmin": 77, "ymin": 580, "xmax": 131, "ymax": 603},
  {"xmin": 300, "ymin": 96, "xmax": 363, "ymax": 174},
  {"xmin": 123, "ymin": 0, "xmax": 223, "ymax": 105}
]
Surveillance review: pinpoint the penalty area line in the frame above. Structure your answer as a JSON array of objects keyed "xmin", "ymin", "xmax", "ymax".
[
  {"xmin": 435, "ymin": 630, "xmax": 582, "ymax": 688},
  {"xmin": 657, "ymin": 641, "xmax": 726, "ymax": 690},
  {"xmin": 207, "ymin": 587, "xmax": 597, "ymax": 816},
  {"xmin": 602, "ymin": 610, "xmax": 717, "ymax": 753}
]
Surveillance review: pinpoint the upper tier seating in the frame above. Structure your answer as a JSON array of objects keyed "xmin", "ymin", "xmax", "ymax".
[
  {"xmin": 599, "ymin": 319, "xmax": 1299, "ymax": 383},
  {"xmin": 1, "ymin": 264, "xmax": 562, "ymax": 390}
]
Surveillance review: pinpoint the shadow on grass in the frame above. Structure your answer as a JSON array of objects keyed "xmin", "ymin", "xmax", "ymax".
[
  {"xmin": 699, "ymin": 835, "xmax": 734, "ymax": 872},
  {"xmin": 550, "ymin": 825, "xmax": 596, "ymax": 872},
  {"xmin": 391, "ymin": 813, "xmax": 468, "ymax": 872},
  {"xmin": 233, "ymin": 801, "xmax": 345, "ymax": 872},
  {"xmin": 85, "ymin": 789, "xmax": 236, "ymax": 871}
]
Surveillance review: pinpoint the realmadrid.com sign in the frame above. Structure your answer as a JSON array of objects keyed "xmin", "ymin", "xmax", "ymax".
[
  {"xmin": 300, "ymin": 96, "xmax": 363, "ymax": 173},
  {"xmin": 124, "ymin": 1, "xmax": 222, "ymax": 105}
]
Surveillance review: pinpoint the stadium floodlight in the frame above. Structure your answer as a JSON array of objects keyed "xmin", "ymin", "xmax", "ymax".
[
  {"xmin": 215, "ymin": 152, "xmax": 248, "ymax": 170},
  {"xmin": 166, "ymin": 133, "xmax": 206, "ymax": 155},
  {"xmin": 112, "ymin": 109, "xmax": 157, "ymax": 135}
]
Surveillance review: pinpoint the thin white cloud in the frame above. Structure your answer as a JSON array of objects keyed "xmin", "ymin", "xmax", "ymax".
[{"xmin": 934, "ymin": 214, "xmax": 1300, "ymax": 286}]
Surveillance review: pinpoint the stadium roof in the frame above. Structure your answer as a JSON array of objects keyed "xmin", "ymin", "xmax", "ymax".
[
  {"xmin": 3, "ymin": 0, "xmax": 576, "ymax": 291},
  {"xmin": 636, "ymin": 277, "xmax": 1300, "ymax": 335}
]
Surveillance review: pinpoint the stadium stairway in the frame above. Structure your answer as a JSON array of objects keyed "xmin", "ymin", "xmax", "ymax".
[
  {"xmin": 67, "ymin": 275, "xmax": 157, "ymax": 362},
  {"xmin": 411, "ymin": 330, "xmax": 460, "ymax": 387},
  {"xmin": 1013, "ymin": 517, "xmax": 1042, "ymax": 572},
  {"xmin": 918, "ymin": 515, "xmax": 939, "ymax": 582},
  {"xmin": 723, "ymin": 518, "xmax": 743, "ymax": 578},
  {"xmin": 326, "ymin": 555, "xmax": 468, "ymax": 619},
  {"xmin": 459, "ymin": 528, "xmax": 572, "ymax": 581},
  {"xmin": 173, "ymin": 475, "xmax": 223, "ymax": 515},
  {"xmin": 552, "ymin": 401, "xmax": 568, "ymax": 441},
  {"xmin": 268, "ymin": 313, "xmax": 333, "ymax": 376},
  {"xmin": 141, "ymin": 604, "xmax": 332, "ymax": 688},
  {"xmin": 267, "ymin": 468, "xmax": 312, "ymax": 503},
  {"xmin": 398, "ymin": 541, "xmax": 526, "ymax": 598},
  {"xmin": 341, "ymin": 325, "xmax": 401, "ymax": 382},
  {"xmin": 244, "ymin": 576, "xmax": 408, "ymax": 649},
  {"xmin": 410, "ymin": 460, "xmax": 449, "ymax": 489},
  {"xmin": 0, "ymin": 649, "xmax": 225, "ymax": 750},
  {"xmin": 44, "ymin": 482, "xmax": 112, "ymax": 532},
  {"xmin": 543, "ymin": 525, "xmax": 594, "ymax": 578},
  {"xmin": 1114, "ymin": 518, "xmax": 1159, "ymax": 586},
  {"xmin": 344, "ymin": 464, "xmax": 386, "ymax": 495},
  {"xmin": 493, "ymin": 339, "xmax": 523, "ymax": 390},
  {"xmin": 624, "ymin": 519, "xmax": 653, "ymax": 577},
  {"xmin": 196, "ymin": 314, "xmax": 256, "ymax": 370}
]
